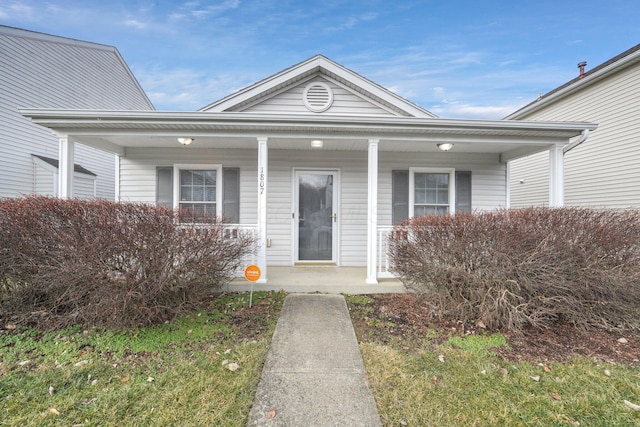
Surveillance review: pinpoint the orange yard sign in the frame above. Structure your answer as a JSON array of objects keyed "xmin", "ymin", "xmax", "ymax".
[{"xmin": 244, "ymin": 265, "xmax": 261, "ymax": 282}]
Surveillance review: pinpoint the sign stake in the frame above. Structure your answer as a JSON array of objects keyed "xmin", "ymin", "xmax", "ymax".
[{"xmin": 243, "ymin": 264, "xmax": 261, "ymax": 308}]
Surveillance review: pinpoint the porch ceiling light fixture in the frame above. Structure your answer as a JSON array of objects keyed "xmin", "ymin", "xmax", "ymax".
[
  {"xmin": 310, "ymin": 139, "xmax": 324, "ymax": 149},
  {"xmin": 437, "ymin": 143, "xmax": 454, "ymax": 151},
  {"xmin": 178, "ymin": 137, "xmax": 194, "ymax": 146}
]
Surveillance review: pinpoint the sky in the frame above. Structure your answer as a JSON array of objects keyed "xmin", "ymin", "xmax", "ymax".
[{"xmin": 1, "ymin": 0, "xmax": 639, "ymax": 119}]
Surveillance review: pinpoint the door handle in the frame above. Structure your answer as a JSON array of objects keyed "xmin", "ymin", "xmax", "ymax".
[{"xmin": 333, "ymin": 213, "xmax": 337, "ymax": 222}]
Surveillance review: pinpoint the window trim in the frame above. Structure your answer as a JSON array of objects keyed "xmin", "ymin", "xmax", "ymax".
[
  {"xmin": 172, "ymin": 164, "xmax": 222, "ymax": 218},
  {"xmin": 409, "ymin": 167, "xmax": 456, "ymax": 216}
]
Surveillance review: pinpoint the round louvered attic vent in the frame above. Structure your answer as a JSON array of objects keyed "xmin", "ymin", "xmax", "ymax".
[{"xmin": 303, "ymin": 82, "xmax": 334, "ymax": 112}]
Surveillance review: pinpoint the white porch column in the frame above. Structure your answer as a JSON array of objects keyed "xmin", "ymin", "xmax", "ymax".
[
  {"xmin": 58, "ymin": 135, "xmax": 74, "ymax": 199},
  {"xmin": 256, "ymin": 137, "xmax": 268, "ymax": 283},
  {"xmin": 114, "ymin": 154, "xmax": 121, "ymax": 201},
  {"xmin": 366, "ymin": 138, "xmax": 379, "ymax": 285},
  {"xmin": 549, "ymin": 143, "xmax": 565, "ymax": 207}
]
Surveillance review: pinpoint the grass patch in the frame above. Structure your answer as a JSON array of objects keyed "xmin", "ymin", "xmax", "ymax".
[
  {"xmin": 361, "ymin": 343, "xmax": 640, "ymax": 426},
  {"xmin": 445, "ymin": 333, "xmax": 509, "ymax": 355},
  {"xmin": 0, "ymin": 291, "xmax": 285, "ymax": 427},
  {"xmin": 348, "ymin": 294, "xmax": 640, "ymax": 426}
]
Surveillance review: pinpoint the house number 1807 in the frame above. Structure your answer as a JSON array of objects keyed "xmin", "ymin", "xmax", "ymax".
[{"xmin": 259, "ymin": 168, "xmax": 265, "ymax": 195}]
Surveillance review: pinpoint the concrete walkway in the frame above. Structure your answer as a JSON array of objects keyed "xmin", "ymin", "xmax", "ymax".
[{"xmin": 247, "ymin": 294, "xmax": 382, "ymax": 426}]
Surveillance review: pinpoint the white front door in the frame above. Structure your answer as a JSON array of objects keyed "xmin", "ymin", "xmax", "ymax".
[{"xmin": 294, "ymin": 170, "xmax": 339, "ymax": 263}]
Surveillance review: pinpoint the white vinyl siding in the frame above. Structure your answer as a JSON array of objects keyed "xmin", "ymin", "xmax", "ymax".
[
  {"xmin": 120, "ymin": 148, "xmax": 506, "ymax": 267},
  {"xmin": 119, "ymin": 148, "xmax": 258, "ymax": 226},
  {"xmin": 509, "ymin": 151, "xmax": 549, "ymax": 207},
  {"xmin": 31, "ymin": 156, "xmax": 97, "ymax": 198},
  {"xmin": 509, "ymin": 60, "xmax": 640, "ymax": 208},
  {"xmin": 73, "ymin": 144, "xmax": 116, "ymax": 199},
  {"xmin": 240, "ymin": 77, "xmax": 397, "ymax": 117},
  {"xmin": 0, "ymin": 26, "xmax": 152, "ymax": 200},
  {"xmin": 33, "ymin": 162, "xmax": 55, "ymax": 195},
  {"xmin": 378, "ymin": 152, "xmax": 506, "ymax": 227},
  {"xmin": 74, "ymin": 175, "xmax": 97, "ymax": 199}
]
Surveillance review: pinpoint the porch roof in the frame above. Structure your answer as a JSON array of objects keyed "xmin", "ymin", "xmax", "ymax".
[{"xmin": 20, "ymin": 109, "xmax": 597, "ymax": 162}]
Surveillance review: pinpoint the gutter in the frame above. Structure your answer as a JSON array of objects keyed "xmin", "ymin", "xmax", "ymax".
[
  {"xmin": 563, "ymin": 129, "xmax": 590, "ymax": 154},
  {"xmin": 19, "ymin": 108, "xmax": 597, "ymax": 134}
]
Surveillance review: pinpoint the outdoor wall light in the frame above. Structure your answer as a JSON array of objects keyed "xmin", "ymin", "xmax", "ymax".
[
  {"xmin": 310, "ymin": 139, "xmax": 324, "ymax": 149},
  {"xmin": 437, "ymin": 143, "xmax": 454, "ymax": 151},
  {"xmin": 178, "ymin": 137, "xmax": 194, "ymax": 145}
]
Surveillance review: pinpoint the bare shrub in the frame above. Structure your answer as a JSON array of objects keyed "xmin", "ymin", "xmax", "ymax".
[
  {"xmin": 0, "ymin": 196, "xmax": 255, "ymax": 328},
  {"xmin": 389, "ymin": 207, "xmax": 640, "ymax": 333}
]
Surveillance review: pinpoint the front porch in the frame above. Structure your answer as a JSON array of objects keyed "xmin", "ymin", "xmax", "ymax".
[
  {"xmin": 225, "ymin": 266, "xmax": 405, "ymax": 294},
  {"xmin": 22, "ymin": 112, "xmax": 596, "ymax": 288}
]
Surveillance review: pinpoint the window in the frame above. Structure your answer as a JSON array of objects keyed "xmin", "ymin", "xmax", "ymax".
[
  {"xmin": 178, "ymin": 168, "xmax": 218, "ymax": 221},
  {"xmin": 392, "ymin": 169, "xmax": 471, "ymax": 224},
  {"xmin": 156, "ymin": 165, "xmax": 240, "ymax": 223},
  {"xmin": 412, "ymin": 170, "xmax": 452, "ymax": 216}
]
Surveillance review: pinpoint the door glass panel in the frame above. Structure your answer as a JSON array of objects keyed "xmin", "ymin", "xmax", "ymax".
[{"xmin": 298, "ymin": 174, "xmax": 333, "ymax": 261}]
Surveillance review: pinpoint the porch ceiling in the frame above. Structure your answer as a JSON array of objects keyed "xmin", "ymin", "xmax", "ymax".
[{"xmin": 20, "ymin": 109, "xmax": 597, "ymax": 159}]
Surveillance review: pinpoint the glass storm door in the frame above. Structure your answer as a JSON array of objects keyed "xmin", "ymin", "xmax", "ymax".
[{"xmin": 295, "ymin": 171, "xmax": 338, "ymax": 262}]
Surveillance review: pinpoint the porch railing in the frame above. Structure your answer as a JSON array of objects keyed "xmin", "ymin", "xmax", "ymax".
[
  {"xmin": 224, "ymin": 224, "xmax": 258, "ymax": 276},
  {"xmin": 377, "ymin": 226, "xmax": 397, "ymax": 279}
]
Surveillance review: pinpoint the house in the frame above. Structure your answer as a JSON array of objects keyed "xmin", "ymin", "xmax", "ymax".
[
  {"xmin": 0, "ymin": 25, "xmax": 154, "ymax": 199},
  {"xmin": 507, "ymin": 43, "xmax": 640, "ymax": 208},
  {"xmin": 21, "ymin": 55, "xmax": 595, "ymax": 287}
]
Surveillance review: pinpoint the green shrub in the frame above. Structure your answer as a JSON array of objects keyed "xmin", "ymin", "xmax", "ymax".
[
  {"xmin": 389, "ymin": 207, "xmax": 640, "ymax": 333},
  {"xmin": 0, "ymin": 196, "xmax": 255, "ymax": 329}
]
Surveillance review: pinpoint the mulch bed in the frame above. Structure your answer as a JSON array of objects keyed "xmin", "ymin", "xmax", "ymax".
[{"xmin": 348, "ymin": 293, "xmax": 640, "ymax": 366}]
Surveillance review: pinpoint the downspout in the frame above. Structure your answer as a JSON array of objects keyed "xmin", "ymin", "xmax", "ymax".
[{"xmin": 563, "ymin": 129, "xmax": 590, "ymax": 154}]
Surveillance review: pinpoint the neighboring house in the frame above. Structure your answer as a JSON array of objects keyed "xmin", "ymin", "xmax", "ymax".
[
  {"xmin": 507, "ymin": 43, "xmax": 640, "ymax": 208},
  {"xmin": 22, "ymin": 55, "xmax": 595, "ymax": 285},
  {"xmin": 0, "ymin": 25, "xmax": 154, "ymax": 199}
]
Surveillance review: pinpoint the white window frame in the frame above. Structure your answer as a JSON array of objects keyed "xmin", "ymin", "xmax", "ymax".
[
  {"xmin": 173, "ymin": 164, "xmax": 222, "ymax": 218},
  {"xmin": 409, "ymin": 167, "xmax": 456, "ymax": 216}
]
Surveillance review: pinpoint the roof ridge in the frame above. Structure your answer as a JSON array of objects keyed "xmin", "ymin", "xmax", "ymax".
[{"xmin": 0, "ymin": 24, "xmax": 117, "ymax": 52}]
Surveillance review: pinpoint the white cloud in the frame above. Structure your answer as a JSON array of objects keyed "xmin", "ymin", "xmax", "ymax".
[
  {"xmin": 133, "ymin": 65, "xmax": 257, "ymax": 111},
  {"xmin": 325, "ymin": 12, "xmax": 378, "ymax": 32},
  {"xmin": 0, "ymin": 2, "xmax": 35, "ymax": 20},
  {"xmin": 342, "ymin": 45, "xmax": 576, "ymax": 119},
  {"xmin": 430, "ymin": 103, "xmax": 522, "ymax": 120},
  {"xmin": 169, "ymin": 0, "xmax": 241, "ymax": 21},
  {"xmin": 123, "ymin": 19, "xmax": 147, "ymax": 29}
]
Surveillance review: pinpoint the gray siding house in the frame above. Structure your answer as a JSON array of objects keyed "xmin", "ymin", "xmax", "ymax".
[
  {"xmin": 22, "ymin": 55, "xmax": 595, "ymax": 287},
  {"xmin": 507, "ymin": 44, "xmax": 640, "ymax": 208},
  {"xmin": 0, "ymin": 25, "xmax": 154, "ymax": 199}
]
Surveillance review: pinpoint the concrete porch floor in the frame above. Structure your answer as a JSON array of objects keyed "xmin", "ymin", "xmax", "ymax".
[{"xmin": 223, "ymin": 266, "xmax": 406, "ymax": 294}]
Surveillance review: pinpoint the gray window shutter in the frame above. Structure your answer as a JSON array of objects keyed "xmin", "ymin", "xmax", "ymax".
[
  {"xmin": 455, "ymin": 171, "xmax": 472, "ymax": 213},
  {"xmin": 156, "ymin": 167, "xmax": 173, "ymax": 209},
  {"xmin": 392, "ymin": 170, "xmax": 409, "ymax": 224},
  {"xmin": 223, "ymin": 167, "xmax": 240, "ymax": 223}
]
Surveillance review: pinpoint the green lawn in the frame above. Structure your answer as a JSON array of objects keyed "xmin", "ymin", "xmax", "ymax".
[
  {"xmin": 3, "ymin": 291, "xmax": 639, "ymax": 426},
  {"xmin": 347, "ymin": 295, "xmax": 640, "ymax": 427},
  {"xmin": 361, "ymin": 343, "xmax": 640, "ymax": 426},
  {"xmin": 0, "ymin": 291, "xmax": 285, "ymax": 427}
]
